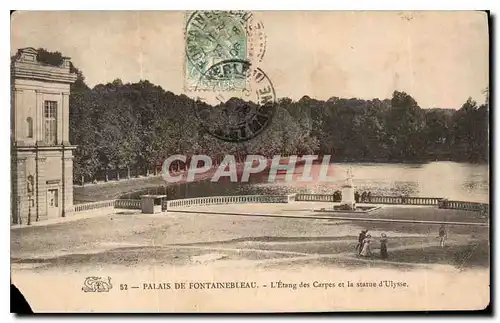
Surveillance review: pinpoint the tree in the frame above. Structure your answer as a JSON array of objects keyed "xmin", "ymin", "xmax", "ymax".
[
  {"xmin": 67, "ymin": 72, "xmax": 488, "ymax": 184},
  {"xmin": 385, "ymin": 91, "xmax": 426, "ymax": 160}
]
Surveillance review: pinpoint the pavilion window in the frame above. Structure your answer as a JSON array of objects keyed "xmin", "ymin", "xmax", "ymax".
[
  {"xmin": 44, "ymin": 101, "xmax": 57, "ymax": 144},
  {"xmin": 26, "ymin": 117, "xmax": 33, "ymax": 138}
]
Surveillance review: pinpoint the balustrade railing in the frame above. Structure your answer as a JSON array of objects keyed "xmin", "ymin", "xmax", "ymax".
[
  {"xmin": 362, "ymin": 195, "xmax": 443, "ymax": 205},
  {"xmin": 72, "ymin": 194, "xmax": 488, "ymax": 215},
  {"xmin": 439, "ymin": 199, "xmax": 489, "ymax": 213},
  {"xmin": 165, "ymin": 194, "xmax": 289, "ymax": 209},
  {"xmin": 74, "ymin": 199, "xmax": 115, "ymax": 213},
  {"xmin": 294, "ymin": 194, "xmax": 336, "ymax": 202},
  {"xmin": 294, "ymin": 194, "xmax": 443, "ymax": 205},
  {"xmin": 114, "ymin": 199, "xmax": 141, "ymax": 209}
]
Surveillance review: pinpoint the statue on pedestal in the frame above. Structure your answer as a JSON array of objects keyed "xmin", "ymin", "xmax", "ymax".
[
  {"xmin": 26, "ymin": 175, "xmax": 34, "ymax": 195},
  {"xmin": 26, "ymin": 175, "xmax": 34, "ymax": 225},
  {"xmin": 339, "ymin": 167, "xmax": 355, "ymax": 210}
]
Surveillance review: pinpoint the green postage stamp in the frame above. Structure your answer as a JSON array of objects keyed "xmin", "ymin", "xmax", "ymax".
[{"xmin": 184, "ymin": 11, "xmax": 263, "ymax": 92}]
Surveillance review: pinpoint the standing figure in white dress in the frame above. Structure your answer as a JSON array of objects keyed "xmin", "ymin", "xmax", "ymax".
[{"xmin": 360, "ymin": 234, "xmax": 373, "ymax": 257}]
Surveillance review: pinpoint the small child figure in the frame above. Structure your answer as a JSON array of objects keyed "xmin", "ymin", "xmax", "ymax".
[{"xmin": 380, "ymin": 233, "xmax": 388, "ymax": 260}]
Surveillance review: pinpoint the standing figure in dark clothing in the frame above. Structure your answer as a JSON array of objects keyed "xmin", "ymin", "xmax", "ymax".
[
  {"xmin": 354, "ymin": 191, "xmax": 360, "ymax": 203},
  {"xmin": 380, "ymin": 233, "xmax": 388, "ymax": 260},
  {"xmin": 333, "ymin": 190, "xmax": 342, "ymax": 202},
  {"xmin": 356, "ymin": 230, "xmax": 367, "ymax": 255},
  {"xmin": 367, "ymin": 191, "xmax": 372, "ymax": 203},
  {"xmin": 438, "ymin": 224, "xmax": 447, "ymax": 248}
]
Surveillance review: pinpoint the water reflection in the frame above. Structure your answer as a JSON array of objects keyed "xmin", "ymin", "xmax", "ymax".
[{"xmin": 124, "ymin": 162, "xmax": 489, "ymax": 203}]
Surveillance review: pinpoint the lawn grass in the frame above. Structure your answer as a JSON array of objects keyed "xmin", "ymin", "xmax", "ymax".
[
  {"xmin": 11, "ymin": 244, "xmax": 300, "ymax": 272},
  {"xmin": 388, "ymin": 240, "xmax": 490, "ymax": 268},
  {"xmin": 11, "ymin": 206, "xmax": 490, "ymax": 272},
  {"xmin": 73, "ymin": 176, "xmax": 166, "ymax": 203},
  {"xmin": 315, "ymin": 206, "xmax": 488, "ymax": 224},
  {"xmin": 261, "ymin": 239, "xmax": 490, "ymax": 271}
]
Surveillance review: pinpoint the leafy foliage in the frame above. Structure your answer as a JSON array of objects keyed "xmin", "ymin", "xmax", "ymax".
[
  {"xmin": 36, "ymin": 48, "xmax": 64, "ymax": 66},
  {"xmin": 64, "ymin": 60, "xmax": 488, "ymax": 181}
]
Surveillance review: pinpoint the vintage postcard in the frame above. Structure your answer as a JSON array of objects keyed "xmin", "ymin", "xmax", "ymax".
[{"xmin": 10, "ymin": 11, "xmax": 490, "ymax": 313}]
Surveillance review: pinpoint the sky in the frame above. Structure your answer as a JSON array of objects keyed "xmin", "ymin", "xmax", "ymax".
[{"xmin": 11, "ymin": 11, "xmax": 489, "ymax": 109}]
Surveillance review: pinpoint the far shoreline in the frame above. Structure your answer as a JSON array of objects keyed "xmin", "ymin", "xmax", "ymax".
[{"xmin": 73, "ymin": 159, "xmax": 489, "ymax": 205}]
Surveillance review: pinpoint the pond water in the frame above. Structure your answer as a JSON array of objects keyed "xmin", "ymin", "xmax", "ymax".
[{"xmin": 124, "ymin": 161, "xmax": 489, "ymax": 203}]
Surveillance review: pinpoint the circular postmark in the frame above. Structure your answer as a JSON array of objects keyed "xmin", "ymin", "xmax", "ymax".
[
  {"xmin": 245, "ymin": 17, "xmax": 267, "ymax": 63},
  {"xmin": 193, "ymin": 59, "xmax": 276, "ymax": 143}
]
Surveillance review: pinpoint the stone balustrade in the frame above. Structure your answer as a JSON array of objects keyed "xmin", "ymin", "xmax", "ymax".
[
  {"xmin": 114, "ymin": 199, "xmax": 141, "ymax": 209},
  {"xmin": 74, "ymin": 199, "xmax": 115, "ymax": 212},
  {"xmin": 165, "ymin": 195, "xmax": 289, "ymax": 209},
  {"xmin": 363, "ymin": 195, "xmax": 443, "ymax": 205},
  {"xmin": 366, "ymin": 195, "xmax": 403, "ymax": 204},
  {"xmin": 73, "ymin": 193, "xmax": 488, "ymax": 215},
  {"xmin": 294, "ymin": 194, "xmax": 336, "ymax": 202},
  {"xmin": 438, "ymin": 199, "xmax": 489, "ymax": 214},
  {"xmin": 400, "ymin": 196, "xmax": 443, "ymax": 205},
  {"xmin": 294, "ymin": 194, "xmax": 442, "ymax": 205}
]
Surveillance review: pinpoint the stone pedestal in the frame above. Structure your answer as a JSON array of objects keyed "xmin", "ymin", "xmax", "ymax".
[
  {"xmin": 141, "ymin": 195, "xmax": 166, "ymax": 214},
  {"xmin": 339, "ymin": 168, "xmax": 355, "ymax": 210}
]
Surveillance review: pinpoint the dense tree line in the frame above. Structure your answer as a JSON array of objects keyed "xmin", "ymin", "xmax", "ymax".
[
  {"xmin": 29, "ymin": 49, "xmax": 490, "ymax": 183},
  {"xmin": 69, "ymin": 82, "xmax": 488, "ymax": 182}
]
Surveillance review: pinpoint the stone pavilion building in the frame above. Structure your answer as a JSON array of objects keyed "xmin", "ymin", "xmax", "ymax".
[{"xmin": 11, "ymin": 47, "xmax": 77, "ymax": 224}]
